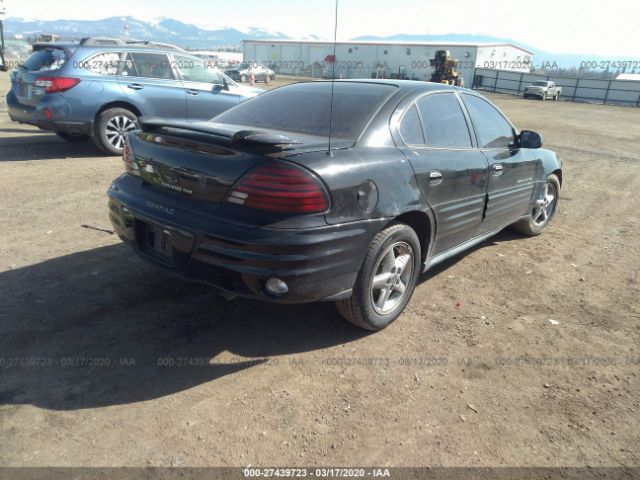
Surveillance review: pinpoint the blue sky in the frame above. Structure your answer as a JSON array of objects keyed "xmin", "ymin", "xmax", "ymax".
[{"xmin": 4, "ymin": 0, "xmax": 639, "ymax": 56}]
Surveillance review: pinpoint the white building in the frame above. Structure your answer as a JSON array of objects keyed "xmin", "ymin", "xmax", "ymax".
[
  {"xmin": 616, "ymin": 73, "xmax": 640, "ymax": 81},
  {"xmin": 243, "ymin": 39, "xmax": 533, "ymax": 83}
]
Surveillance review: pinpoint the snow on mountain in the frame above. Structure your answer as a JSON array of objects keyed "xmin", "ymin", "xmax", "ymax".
[{"xmin": 3, "ymin": 16, "xmax": 290, "ymax": 48}]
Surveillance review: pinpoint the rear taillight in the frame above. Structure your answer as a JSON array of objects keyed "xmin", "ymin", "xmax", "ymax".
[
  {"xmin": 34, "ymin": 77, "xmax": 80, "ymax": 93},
  {"xmin": 226, "ymin": 162, "xmax": 329, "ymax": 214},
  {"xmin": 122, "ymin": 139, "xmax": 140, "ymax": 177}
]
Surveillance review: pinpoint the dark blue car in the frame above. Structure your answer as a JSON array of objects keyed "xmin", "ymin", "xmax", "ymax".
[{"xmin": 6, "ymin": 40, "xmax": 263, "ymax": 155}]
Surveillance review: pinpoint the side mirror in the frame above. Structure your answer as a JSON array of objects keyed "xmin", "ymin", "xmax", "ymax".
[
  {"xmin": 519, "ymin": 130, "xmax": 542, "ymax": 149},
  {"xmin": 213, "ymin": 79, "xmax": 230, "ymax": 91}
]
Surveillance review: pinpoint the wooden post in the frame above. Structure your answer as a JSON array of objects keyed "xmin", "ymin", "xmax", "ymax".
[
  {"xmin": 517, "ymin": 72, "xmax": 523, "ymax": 94},
  {"xmin": 603, "ymin": 80, "xmax": 612, "ymax": 105}
]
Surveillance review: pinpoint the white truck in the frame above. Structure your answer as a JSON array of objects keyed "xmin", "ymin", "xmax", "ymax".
[{"xmin": 524, "ymin": 80, "xmax": 562, "ymax": 101}]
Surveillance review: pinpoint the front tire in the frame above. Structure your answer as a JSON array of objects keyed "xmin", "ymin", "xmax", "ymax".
[
  {"xmin": 336, "ymin": 223, "xmax": 421, "ymax": 331},
  {"xmin": 511, "ymin": 174, "xmax": 560, "ymax": 236},
  {"xmin": 94, "ymin": 108, "xmax": 139, "ymax": 156},
  {"xmin": 240, "ymin": 74, "xmax": 247, "ymax": 83}
]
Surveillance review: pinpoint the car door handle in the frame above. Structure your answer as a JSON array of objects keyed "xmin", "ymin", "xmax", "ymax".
[
  {"xmin": 187, "ymin": 89, "xmax": 199, "ymax": 96},
  {"xmin": 492, "ymin": 164, "xmax": 504, "ymax": 173},
  {"xmin": 127, "ymin": 83, "xmax": 144, "ymax": 90},
  {"xmin": 429, "ymin": 170, "xmax": 443, "ymax": 180}
]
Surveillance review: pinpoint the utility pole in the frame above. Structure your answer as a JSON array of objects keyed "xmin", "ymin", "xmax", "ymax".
[{"xmin": 0, "ymin": 0, "xmax": 7, "ymax": 71}]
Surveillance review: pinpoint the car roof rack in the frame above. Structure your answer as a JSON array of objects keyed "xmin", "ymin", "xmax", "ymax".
[
  {"xmin": 79, "ymin": 37, "xmax": 187, "ymax": 52},
  {"xmin": 80, "ymin": 37, "xmax": 127, "ymax": 46},
  {"xmin": 126, "ymin": 40, "xmax": 187, "ymax": 53}
]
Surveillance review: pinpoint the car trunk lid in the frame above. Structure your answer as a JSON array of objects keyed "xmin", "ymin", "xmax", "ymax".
[
  {"xmin": 129, "ymin": 119, "xmax": 349, "ymax": 204},
  {"xmin": 10, "ymin": 47, "xmax": 70, "ymax": 107},
  {"xmin": 10, "ymin": 68, "xmax": 43, "ymax": 107}
]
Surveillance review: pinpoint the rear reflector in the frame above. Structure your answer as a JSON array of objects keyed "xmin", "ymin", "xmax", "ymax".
[
  {"xmin": 226, "ymin": 162, "xmax": 329, "ymax": 214},
  {"xmin": 35, "ymin": 77, "xmax": 81, "ymax": 94}
]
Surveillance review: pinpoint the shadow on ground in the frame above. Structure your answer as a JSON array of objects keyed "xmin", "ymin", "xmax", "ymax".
[
  {"xmin": 0, "ymin": 244, "xmax": 367, "ymax": 410},
  {"xmin": 0, "ymin": 230, "xmax": 523, "ymax": 410},
  {"xmin": 0, "ymin": 133, "xmax": 107, "ymax": 161}
]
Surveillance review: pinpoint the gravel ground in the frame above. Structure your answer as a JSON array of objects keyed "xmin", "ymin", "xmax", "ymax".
[{"xmin": 0, "ymin": 74, "xmax": 639, "ymax": 469}]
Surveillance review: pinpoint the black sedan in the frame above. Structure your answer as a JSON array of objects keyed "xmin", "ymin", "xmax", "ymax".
[{"xmin": 107, "ymin": 80, "xmax": 562, "ymax": 330}]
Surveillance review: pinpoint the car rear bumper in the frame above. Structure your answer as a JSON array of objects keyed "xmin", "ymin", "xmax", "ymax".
[
  {"xmin": 6, "ymin": 91, "xmax": 93, "ymax": 136},
  {"xmin": 107, "ymin": 174, "xmax": 387, "ymax": 304}
]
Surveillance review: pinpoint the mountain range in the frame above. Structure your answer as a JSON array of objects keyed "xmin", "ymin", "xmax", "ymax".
[
  {"xmin": 3, "ymin": 17, "xmax": 637, "ymax": 70},
  {"xmin": 2, "ymin": 16, "xmax": 291, "ymax": 48}
]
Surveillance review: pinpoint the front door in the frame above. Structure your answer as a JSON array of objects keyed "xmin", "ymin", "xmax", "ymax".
[
  {"xmin": 460, "ymin": 93, "xmax": 540, "ymax": 232},
  {"xmin": 173, "ymin": 55, "xmax": 241, "ymax": 120}
]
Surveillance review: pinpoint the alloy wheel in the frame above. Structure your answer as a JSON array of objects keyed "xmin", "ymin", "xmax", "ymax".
[
  {"xmin": 105, "ymin": 115, "xmax": 137, "ymax": 151},
  {"xmin": 533, "ymin": 182, "xmax": 557, "ymax": 226},
  {"xmin": 370, "ymin": 241, "xmax": 415, "ymax": 315}
]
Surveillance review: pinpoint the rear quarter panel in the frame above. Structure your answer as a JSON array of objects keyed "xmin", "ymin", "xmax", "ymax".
[{"xmin": 290, "ymin": 147, "xmax": 425, "ymax": 225}]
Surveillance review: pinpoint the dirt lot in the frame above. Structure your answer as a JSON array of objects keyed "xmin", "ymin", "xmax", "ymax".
[{"xmin": 1, "ymin": 73, "xmax": 639, "ymax": 470}]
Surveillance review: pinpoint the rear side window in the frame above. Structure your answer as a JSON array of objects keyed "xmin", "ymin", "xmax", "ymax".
[
  {"xmin": 84, "ymin": 52, "xmax": 121, "ymax": 75},
  {"xmin": 129, "ymin": 53, "xmax": 175, "ymax": 80},
  {"xmin": 462, "ymin": 94, "xmax": 515, "ymax": 149},
  {"xmin": 215, "ymin": 82, "xmax": 397, "ymax": 141},
  {"xmin": 23, "ymin": 48, "xmax": 68, "ymax": 72},
  {"xmin": 416, "ymin": 93, "xmax": 472, "ymax": 148},
  {"xmin": 120, "ymin": 54, "xmax": 138, "ymax": 77},
  {"xmin": 399, "ymin": 105, "xmax": 425, "ymax": 145}
]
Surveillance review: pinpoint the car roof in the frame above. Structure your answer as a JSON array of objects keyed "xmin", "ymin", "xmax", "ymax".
[
  {"xmin": 74, "ymin": 44, "xmax": 184, "ymax": 53},
  {"xmin": 33, "ymin": 42, "xmax": 79, "ymax": 50},
  {"xmin": 32, "ymin": 42, "xmax": 194, "ymax": 56},
  {"xmin": 318, "ymin": 79, "xmax": 461, "ymax": 94}
]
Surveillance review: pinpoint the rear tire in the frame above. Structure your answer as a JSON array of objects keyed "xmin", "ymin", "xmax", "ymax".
[
  {"xmin": 240, "ymin": 74, "xmax": 247, "ymax": 83},
  {"xmin": 511, "ymin": 174, "xmax": 560, "ymax": 236},
  {"xmin": 336, "ymin": 223, "xmax": 421, "ymax": 331},
  {"xmin": 94, "ymin": 108, "xmax": 139, "ymax": 156},
  {"xmin": 56, "ymin": 132, "xmax": 90, "ymax": 143},
  {"xmin": 264, "ymin": 74, "xmax": 271, "ymax": 84}
]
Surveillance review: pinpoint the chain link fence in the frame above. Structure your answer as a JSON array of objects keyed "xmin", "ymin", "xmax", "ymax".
[{"xmin": 472, "ymin": 68, "xmax": 640, "ymax": 107}]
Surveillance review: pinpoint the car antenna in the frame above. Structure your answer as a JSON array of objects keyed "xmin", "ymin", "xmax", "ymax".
[{"xmin": 326, "ymin": 0, "xmax": 339, "ymax": 157}]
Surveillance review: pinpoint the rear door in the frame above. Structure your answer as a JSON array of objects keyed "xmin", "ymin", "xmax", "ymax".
[
  {"xmin": 460, "ymin": 93, "xmax": 539, "ymax": 232},
  {"xmin": 117, "ymin": 52, "xmax": 187, "ymax": 121},
  {"xmin": 396, "ymin": 92, "xmax": 489, "ymax": 255},
  {"xmin": 172, "ymin": 54, "xmax": 241, "ymax": 120}
]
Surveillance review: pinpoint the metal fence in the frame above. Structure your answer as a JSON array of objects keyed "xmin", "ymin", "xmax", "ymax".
[
  {"xmin": 472, "ymin": 68, "xmax": 640, "ymax": 107},
  {"xmin": 269, "ymin": 63, "xmax": 408, "ymax": 81}
]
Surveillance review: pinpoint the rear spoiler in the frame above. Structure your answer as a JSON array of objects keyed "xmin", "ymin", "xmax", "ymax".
[{"xmin": 138, "ymin": 117, "xmax": 302, "ymax": 150}]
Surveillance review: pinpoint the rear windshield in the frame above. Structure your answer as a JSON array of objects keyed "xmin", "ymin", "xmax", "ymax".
[
  {"xmin": 22, "ymin": 48, "xmax": 69, "ymax": 72},
  {"xmin": 214, "ymin": 82, "xmax": 397, "ymax": 141}
]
